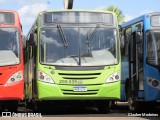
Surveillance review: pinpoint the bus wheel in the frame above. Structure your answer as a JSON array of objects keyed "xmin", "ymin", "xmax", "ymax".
[
  {"xmin": 6, "ymin": 100, "xmax": 18, "ymax": 112},
  {"xmin": 97, "ymin": 100, "xmax": 111, "ymax": 114},
  {"xmin": 128, "ymin": 97, "xmax": 139, "ymax": 112}
]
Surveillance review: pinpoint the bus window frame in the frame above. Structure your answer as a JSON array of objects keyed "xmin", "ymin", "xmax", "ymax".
[{"xmin": 38, "ymin": 26, "xmax": 119, "ymax": 67}]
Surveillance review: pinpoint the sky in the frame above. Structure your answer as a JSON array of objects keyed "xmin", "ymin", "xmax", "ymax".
[{"xmin": 0, "ymin": 0, "xmax": 160, "ymax": 35}]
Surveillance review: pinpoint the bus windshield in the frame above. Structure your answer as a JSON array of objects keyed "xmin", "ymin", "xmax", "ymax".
[
  {"xmin": 147, "ymin": 30, "xmax": 160, "ymax": 66},
  {"xmin": 0, "ymin": 28, "xmax": 20, "ymax": 66},
  {"xmin": 40, "ymin": 26, "xmax": 118, "ymax": 66}
]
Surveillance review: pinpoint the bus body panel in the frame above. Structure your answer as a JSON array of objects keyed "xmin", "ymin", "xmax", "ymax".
[
  {"xmin": 0, "ymin": 80, "xmax": 24, "ymax": 100},
  {"xmin": 120, "ymin": 13, "xmax": 160, "ymax": 102},
  {"xmin": 0, "ymin": 65, "xmax": 23, "ymax": 84},
  {"xmin": 143, "ymin": 15, "xmax": 160, "ymax": 101},
  {"xmin": 35, "ymin": 64, "xmax": 120, "ymax": 100},
  {"xmin": 145, "ymin": 65, "xmax": 160, "ymax": 101},
  {"xmin": 0, "ymin": 10, "xmax": 24, "ymax": 101},
  {"xmin": 0, "ymin": 65, "xmax": 24, "ymax": 100},
  {"xmin": 25, "ymin": 10, "xmax": 121, "ymax": 104},
  {"xmin": 37, "ymin": 81, "xmax": 120, "ymax": 100},
  {"xmin": 42, "ymin": 65, "xmax": 119, "ymax": 84}
]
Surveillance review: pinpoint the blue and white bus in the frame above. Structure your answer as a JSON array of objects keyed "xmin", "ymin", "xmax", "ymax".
[{"xmin": 120, "ymin": 12, "xmax": 160, "ymax": 111}]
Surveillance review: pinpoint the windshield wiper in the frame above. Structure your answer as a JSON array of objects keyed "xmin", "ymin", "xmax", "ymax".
[
  {"xmin": 88, "ymin": 24, "xmax": 100, "ymax": 41},
  {"xmin": 68, "ymin": 55, "xmax": 87, "ymax": 64},
  {"xmin": 67, "ymin": 55, "xmax": 79, "ymax": 65},
  {"xmin": 85, "ymin": 24, "xmax": 100, "ymax": 54},
  {"xmin": 57, "ymin": 24, "xmax": 68, "ymax": 47}
]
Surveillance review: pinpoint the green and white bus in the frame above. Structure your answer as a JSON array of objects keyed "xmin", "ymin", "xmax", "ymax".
[{"xmin": 25, "ymin": 10, "xmax": 121, "ymax": 113}]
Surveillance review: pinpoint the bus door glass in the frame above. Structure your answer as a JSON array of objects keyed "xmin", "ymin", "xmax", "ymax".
[
  {"xmin": 121, "ymin": 28, "xmax": 130, "ymax": 85},
  {"xmin": 131, "ymin": 22, "xmax": 144, "ymax": 96}
]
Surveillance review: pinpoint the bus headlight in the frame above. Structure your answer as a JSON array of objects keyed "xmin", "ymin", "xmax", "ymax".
[
  {"xmin": 152, "ymin": 80, "xmax": 159, "ymax": 87},
  {"xmin": 6, "ymin": 71, "xmax": 23, "ymax": 84},
  {"xmin": 38, "ymin": 71, "xmax": 54, "ymax": 84},
  {"xmin": 106, "ymin": 72, "xmax": 120, "ymax": 83}
]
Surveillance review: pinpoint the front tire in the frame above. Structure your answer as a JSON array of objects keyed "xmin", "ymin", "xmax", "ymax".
[{"xmin": 128, "ymin": 97, "xmax": 139, "ymax": 112}]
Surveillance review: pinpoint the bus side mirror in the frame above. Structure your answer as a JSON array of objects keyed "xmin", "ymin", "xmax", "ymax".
[
  {"xmin": 120, "ymin": 35, "xmax": 124, "ymax": 48},
  {"xmin": 29, "ymin": 33, "xmax": 37, "ymax": 46}
]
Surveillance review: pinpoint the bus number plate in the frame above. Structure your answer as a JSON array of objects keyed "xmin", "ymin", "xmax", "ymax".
[
  {"xmin": 59, "ymin": 80, "xmax": 83, "ymax": 84},
  {"xmin": 73, "ymin": 86, "xmax": 87, "ymax": 92}
]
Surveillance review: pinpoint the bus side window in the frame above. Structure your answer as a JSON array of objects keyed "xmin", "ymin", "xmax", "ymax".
[{"xmin": 146, "ymin": 32, "xmax": 158, "ymax": 65}]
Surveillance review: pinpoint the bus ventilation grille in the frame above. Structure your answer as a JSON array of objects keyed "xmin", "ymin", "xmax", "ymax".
[
  {"xmin": 58, "ymin": 73, "xmax": 101, "ymax": 80},
  {"xmin": 61, "ymin": 89, "xmax": 99, "ymax": 95}
]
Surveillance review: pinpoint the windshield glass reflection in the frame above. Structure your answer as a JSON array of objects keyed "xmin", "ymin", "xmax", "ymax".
[
  {"xmin": 40, "ymin": 26, "xmax": 117, "ymax": 66},
  {"xmin": 0, "ymin": 28, "xmax": 20, "ymax": 66}
]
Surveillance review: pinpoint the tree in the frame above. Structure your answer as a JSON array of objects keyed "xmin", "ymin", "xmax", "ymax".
[{"xmin": 104, "ymin": 5, "xmax": 125, "ymax": 24}]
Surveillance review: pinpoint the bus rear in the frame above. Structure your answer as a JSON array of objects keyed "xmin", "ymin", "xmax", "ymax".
[
  {"xmin": 26, "ymin": 10, "xmax": 121, "ymax": 113},
  {"xmin": 0, "ymin": 10, "xmax": 24, "ymax": 111}
]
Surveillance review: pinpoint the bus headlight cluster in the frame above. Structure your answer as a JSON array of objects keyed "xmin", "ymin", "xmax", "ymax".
[
  {"xmin": 152, "ymin": 80, "xmax": 159, "ymax": 87},
  {"xmin": 148, "ymin": 77, "xmax": 160, "ymax": 88},
  {"xmin": 6, "ymin": 71, "xmax": 23, "ymax": 84},
  {"xmin": 106, "ymin": 72, "xmax": 120, "ymax": 83},
  {"xmin": 38, "ymin": 71, "xmax": 54, "ymax": 84}
]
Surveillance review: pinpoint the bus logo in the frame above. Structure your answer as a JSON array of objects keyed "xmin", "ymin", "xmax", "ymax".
[{"xmin": 2, "ymin": 112, "xmax": 11, "ymax": 117}]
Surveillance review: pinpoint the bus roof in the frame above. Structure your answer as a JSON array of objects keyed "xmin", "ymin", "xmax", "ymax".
[
  {"xmin": 120, "ymin": 12, "xmax": 160, "ymax": 28},
  {"xmin": 0, "ymin": 9, "xmax": 19, "ymax": 14},
  {"xmin": 38, "ymin": 9, "xmax": 116, "ymax": 17},
  {"xmin": 120, "ymin": 14, "xmax": 145, "ymax": 28},
  {"xmin": 26, "ymin": 9, "xmax": 118, "ymax": 38}
]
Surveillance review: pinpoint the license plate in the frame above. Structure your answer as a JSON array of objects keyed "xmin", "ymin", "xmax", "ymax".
[{"xmin": 73, "ymin": 86, "xmax": 87, "ymax": 92}]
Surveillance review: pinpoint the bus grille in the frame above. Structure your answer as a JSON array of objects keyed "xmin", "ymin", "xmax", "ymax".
[
  {"xmin": 58, "ymin": 73, "xmax": 101, "ymax": 80},
  {"xmin": 61, "ymin": 89, "xmax": 99, "ymax": 95}
]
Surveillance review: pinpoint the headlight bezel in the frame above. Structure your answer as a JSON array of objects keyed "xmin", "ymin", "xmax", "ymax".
[
  {"xmin": 106, "ymin": 71, "xmax": 120, "ymax": 83},
  {"xmin": 6, "ymin": 70, "xmax": 23, "ymax": 84},
  {"xmin": 37, "ymin": 71, "xmax": 54, "ymax": 84}
]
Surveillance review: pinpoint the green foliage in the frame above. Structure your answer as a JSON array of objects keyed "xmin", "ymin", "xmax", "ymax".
[{"xmin": 104, "ymin": 5, "xmax": 125, "ymax": 24}]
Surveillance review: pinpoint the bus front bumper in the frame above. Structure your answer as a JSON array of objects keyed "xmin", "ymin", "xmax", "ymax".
[
  {"xmin": 37, "ymin": 81, "xmax": 120, "ymax": 100},
  {"xmin": 0, "ymin": 81, "xmax": 24, "ymax": 100}
]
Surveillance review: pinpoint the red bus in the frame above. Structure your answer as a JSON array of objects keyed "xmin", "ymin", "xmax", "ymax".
[{"xmin": 0, "ymin": 10, "xmax": 24, "ymax": 111}]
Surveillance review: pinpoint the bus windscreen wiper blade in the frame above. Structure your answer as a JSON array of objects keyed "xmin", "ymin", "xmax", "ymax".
[
  {"xmin": 89, "ymin": 24, "xmax": 100, "ymax": 41},
  {"xmin": 85, "ymin": 24, "xmax": 100, "ymax": 54},
  {"xmin": 57, "ymin": 24, "xmax": 68, "ymax": 47}
]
